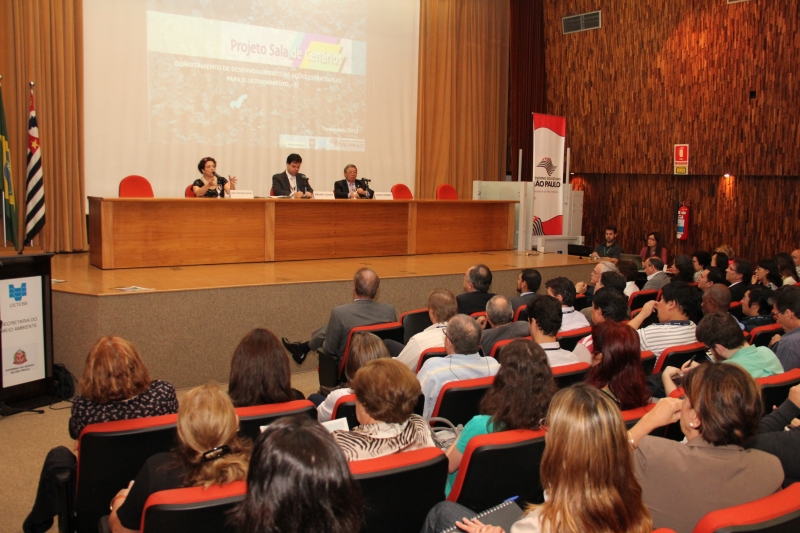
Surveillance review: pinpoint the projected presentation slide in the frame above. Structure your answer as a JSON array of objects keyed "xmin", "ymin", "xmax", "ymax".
[{"xmin": 146, "ymin": 0, "xmax": 366, "ymax": 151}]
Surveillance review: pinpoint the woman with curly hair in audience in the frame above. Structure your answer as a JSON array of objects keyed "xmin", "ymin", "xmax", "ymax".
[
  {"xmin": 775, "ymin": 252, "xmax": 800, "ymax": 285},
  {"xmin": 109, "ymin": 383, "xmax": 250, "ymax": 533},
  {"xmin": 315, "ymin": 331, "xmax": 390, "ymax": 422},
  {"xmin": 332, "ymin": 358, "xmax": 435, "ymax": 460},
  {"xmin": 234, "ymin": 416, "xmax": 364, "ymax": 533},
  {"xmin": 423, "ymin": 383, "xmax": 653, "ymax": 533},
  {"xmin": 228, "ymin": 327, "xmax": 304, "ymax": 407},
  {"xmin": 443, "ymin": 339, "xmax": 556, "ymax": 495},
  {"xmin": 584, "ymin": 322, "xmax": 651, "ymax": 410},
  {"xmin": 692, "ymin": 251, "xmax": 712, "ymax": 282},
  {"xmin": 668, "ymin": 254, "xmax": 695, "ymax": 283},
  {"xmin": 629, "ymin": 363, "xmax": 783, "ymax": 533}
]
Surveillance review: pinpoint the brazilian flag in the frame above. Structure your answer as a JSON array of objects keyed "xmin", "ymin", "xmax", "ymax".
[{"xmin": 0, "ymin": 83, "xmax": 19, "ymax": 250}]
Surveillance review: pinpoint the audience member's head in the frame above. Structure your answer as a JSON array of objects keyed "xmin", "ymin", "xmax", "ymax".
[
  {"xmin": 603, "ymin": 225, "xmax": 618, "ymax": 243},
  {"xmin": 235, "ymin": 416, "xmax": 363, "ymax": 533},
  {"xmin": 486, "ymin": 295, "xmax": 514, "ymax": 327},
  {"xmin": 692, "ymin": 251, "xmax": 712, "ymax": 273},
  {"xmin": 793, "ymin": 249, "xmax": 800, "ymax": 269},
  {"xmin": 715, "ymin": 244, "xmax": 735, "ymax": 261},
  {"xmin": 353, "ymin": 268, "xmax": 380, "ymax": 299},
  {"xmin": 480, "ymin": 339, "xmax": 556, "ymax": 430},
  {"xmin": 444, "ymin": 314, "xmax": 482, "ymax": 354},
  {"xmin": 591, "ymin": 288, "xmax": 630, "ymax": 324},
  {"xmin": 670, "ymin": 255, "xmax": 695, "ymax": 283},
  {"xmin": 344, "ymin": 332, "xmax": 390, "ymax": 383},
  {"xmin": 645, "ymin": 232, "xmax": 664, "ymax": 257},
  {"xmin": 769, "ymin": 285, "xmax": 800, "ymax": 332},
  {"xmin": 742, "ymin": 286, "xmax": 773, "ymax": 317},
  {"xmin": 539, "ymin": 384, "xmax": 651, "ymax": 533},
  {"xmin": 698, "ymin": 267, "xmax": 726, "ymax": 291},
  {"xmin": 427, "ymin": 288, "xmax": 458, "ymax": 324},
  {"xmin": 644, "ymin": 257, "xmax": 664, "ymax": 274},
  {"xmin": 518, "ymin": 268, "xmax": 542, "ymax": 295},
  {"xmin": 775, "ymin": 252, "xmax": 800, "ymax": 283},
  {"xmin": 546, "ymin": 277, "xmax": 577, "ymax": 307},
  {"xmin": 755, "ymin": 259, "xmax": 782, "ymax": 287},
  {"xmin": 696, "ymin": 312, "xmax": 746, "ymax": 354},
  {"xmin": 682, "ymin": 363, "xmax": 761, "ymax": 446},
  {"xmin": 176, "ymin": 383, "xmax": 250, "ymax": 487},
  {"xmin": 701, "ymin": 284, "xmax": 732, "ymax": 315},
  {"xmin": 526, "ymin": 295, "xmax": 563, "ymax": 338},
  {"xmin": 229, "ymin": 328, "xmax": 295, "ymax": 407},
  {"xmin": 726, "ymin": 259, "xmax": 753, "ymax": 285},
  {"xmin": 617, "ymin": 260, "xmax": 639, "ymax": 283},
  {"xmin": 78, "ymin": 336, "xmax": 151, "ymax": 403},
  {"xmin": 658, "ymin": 281, "xmax": 701, "ymax": 323},
  {"xmin": 464, "ymin": 264, "xmax": 492, "ymax": 293},
  {"xmin": 585, "ymin": 322, "xmax": 650, "ymax": 410},
  {"xmin": 351, "ymin": 358, "xmax": 421, "ymax": 425},
  {"xmin": 590, "ymin": 261, "xmax": 619, "ymax": 287},
  {"xmin": 712, "ymin": 252, "xmax": 729, "ymax": 271},
  {"xmin": 598, "ymin": 271, "xmax": 627, "ymax": 293}
]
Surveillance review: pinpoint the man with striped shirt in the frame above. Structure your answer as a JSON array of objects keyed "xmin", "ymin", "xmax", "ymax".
[{"xmin": 627, "ymin": 281, "xmax": 699, "ymax": 363}]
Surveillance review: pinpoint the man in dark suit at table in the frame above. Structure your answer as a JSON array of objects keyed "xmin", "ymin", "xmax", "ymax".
[
  {"xmin": 272, "ymin": 153, "xmax": 314, "ymax": 198},
  {"xmin": 333, "ymin": 164, "xmax": 373, "ymax": 199}
]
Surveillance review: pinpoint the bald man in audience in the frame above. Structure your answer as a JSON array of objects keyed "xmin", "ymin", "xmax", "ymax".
[
  {"xmin": 456, "ymin": 264, "xmax": 495, "ymax": 315},
  {"xmin": 702, "ymin": 284, "xmax": 744, "ymax": 330},
  {"xmin": 741, "ymin": 286, "xmax": 777, "ymax": 332},
  {"xmin": 545, "ymin": 277, "xmax": 590, "ymax": 332},
  {"xmin": 479, "ymin": 295, "xmax": 530, "ymax": 358},
  {"xmin": 393, "ymin": 289, "xmax": 458, "ymax": 371},
  {"xmin": 697, "ymin": 267, "xmax": 726, "ymax": 292},
  {"xmin": 526, "ymin": 295, "xmax": 579, "ymax": 368},
  {"xmin": 768, "ymin": 286, "xmax": 800, "ymax": 371},
  {"xmin": 641, "ymin": 257, "xmax": 670, "ymax": 291}
]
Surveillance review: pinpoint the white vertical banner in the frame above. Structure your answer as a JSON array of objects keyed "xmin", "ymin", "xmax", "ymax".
[
  {"xmin": 531, "ymin": 113, "xmax": 566, "ymax": 242},
  {"xmin": 1, "ymin": 276, "xmax": 46, "ymax": 388}
]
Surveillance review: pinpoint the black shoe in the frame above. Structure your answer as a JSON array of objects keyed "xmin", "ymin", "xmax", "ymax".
[{"xmin": 282, "ymin": 337, "xmax": 307, "ymax": 365}]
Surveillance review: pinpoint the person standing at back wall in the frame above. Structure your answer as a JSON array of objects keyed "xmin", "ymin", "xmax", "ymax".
[{"xmin": 272, "ymin": 153, "xmax": 313, "ymax": 198}]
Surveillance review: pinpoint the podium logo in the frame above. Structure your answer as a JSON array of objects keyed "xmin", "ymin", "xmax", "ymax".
[{"xmin": 8, "ymin": 283, "xmax": 27, "ymax": 302}]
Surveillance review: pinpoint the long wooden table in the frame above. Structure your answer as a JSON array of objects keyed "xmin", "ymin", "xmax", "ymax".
[{"xmin": 88, "ymin": 198, "xmax": 517, "ymax": 269}]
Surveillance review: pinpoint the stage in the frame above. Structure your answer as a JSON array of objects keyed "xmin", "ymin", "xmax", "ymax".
[{"xmin": 49, "ymin": 251, "xmax": 595, "ymax": 388}]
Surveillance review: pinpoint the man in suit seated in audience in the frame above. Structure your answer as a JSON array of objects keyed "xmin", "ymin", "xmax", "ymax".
[
  {"xmin": 333, "ymin": 164, "xmax": 373, "ymax": 199},
  {"xmin": 417, "ymin": 314, "xmax": 500, "ymax": 419},
  {"xmin": 456, "ymin": 264, "xmax": 495, "ymax": 315},
  {"xmin": 641, "ymin": 257, "xmax": 670, "ymax": 291},
  {"xmin": 392, "ymin": 289, "xmax": 458, "ymax": 371},
  {"xmin": 282, "ymin": 268, "xmax": 397, "ymax": 365},
  {"xmin": 726, "ymin": 258, "xmax": 754, "ymax": 302},
  {"xmin": 581, "ymin": 271, "xmax": 627, "ymax": 324},
  {"xmin": 573, "ymin": 288, "xmax": 631, "ymax": 362},
  {"xmin": 793, "ymin": 248, "xmax": 800, "ymax": 279},
  {"xmin": 701, "ymin": 284, "xmax": 744, "ymax": 330},
  {"xmin": 575, "ymin": 261, "xmax": 618, "ymax": 304},
  {"xmin": 545, "ymin": 277, "xmax": 590, "ymax": 332},
  {"xmin": 768, "ymin": 285, "xmax": 800, "ymax": 371},
  {"xmin": 588, "ymin": 225, "xmax": 624, "ymax": 264},
  {"xmin": 509, "ymin": 268, "xmax": 541, "ymax": 312},
  {"xmin": 272, "ymin": 153, "xmax": 313, "ymax": 198},
  {"xmin": 741, "ymin": 285, "xmax": 776, "ymax": 332},
  {"xmin": 479, "ymin": 295, "xmax": 530, "ymax": 358},
  {"xmin": 526, "ymin": 295, "xmax": 580, "ymax": 368},
  {"xmin": 697, "ymin": 266, "xmax": 727, "ymax": 292},
  {"xmin": 627, "ymin": 281, "xmax": 699, "ymax": 362}
]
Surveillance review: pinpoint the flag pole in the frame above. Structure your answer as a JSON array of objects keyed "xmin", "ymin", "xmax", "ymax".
[{"xmin": 18, "ymin": 81, "xmax": 34, "ymax": 255}]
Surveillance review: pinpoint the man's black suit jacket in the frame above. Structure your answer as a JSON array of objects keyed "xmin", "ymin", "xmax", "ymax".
[
  {"xmin": 333, "ymin": 179, "xmax": 374, "ymax": 199},
  {"xmin": 272, "ymin": 171, "xmax": 313, "ymax": 196}
]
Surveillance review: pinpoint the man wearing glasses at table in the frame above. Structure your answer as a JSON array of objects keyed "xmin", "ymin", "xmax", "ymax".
[{"xmin": 768, "ymin": 285, "xmax": 800, "ymax": 371}]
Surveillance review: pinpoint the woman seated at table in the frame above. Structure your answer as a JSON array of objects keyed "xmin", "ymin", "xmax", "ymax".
[
  {"xmin": 422, "ymin": 384, "xmax": 652, "ymax": 533},
  {"xmin": 444, "ymin": 339, "xmax": 556, "ymax": 495},
  {"xmin": 193, "ymin": 156, "xmax": 237, "ymax": 198},
  {"xmin": 639, "ymin": 231, "xmax": 668, "ymax": 263},
  {"xmin": 629, "ymin": 363, "xmax": 783, "ymax": 533},
  {"xmin": 584, "ymin": 322, "xmax": 651, "ymax": 410},
  {"xmin": 227, "ymin": 328, "xmax": 304, "ymax": 408},
  {"xmin": 109, "ymin": 383, "xmax": 250, "ymax": 533},
  {"xmin": 332, "ymin": 358, "xmax": 435, "ymax": 460},
  {"xmin": 234, "ymin": 416, "xmax": 364, "ymax": 533},
  {"xmin": 315, "ymin": 331, "xmax": 390, "ymax": 421}
]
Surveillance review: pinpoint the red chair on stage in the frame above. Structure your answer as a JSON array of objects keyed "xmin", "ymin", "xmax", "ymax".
[
  {"xmin": 436, "ymin": 184, "xmax": 458, "ymax": 200},
  {"xmin": 119, "ymin": 175, "xmax": 154, "ymax": 198},
  {"xmin": 185, "ymin": 184, "xmax": 195, "ymax": 198},
  {"xmin": 391, "ymin": 183, "xmax": 413, "ymax": 199}
]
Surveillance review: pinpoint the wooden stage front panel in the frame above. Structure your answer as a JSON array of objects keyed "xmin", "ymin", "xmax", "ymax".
[{"xmin": 88, "ymin": 198, "xmax": 517, "ymax": 269}]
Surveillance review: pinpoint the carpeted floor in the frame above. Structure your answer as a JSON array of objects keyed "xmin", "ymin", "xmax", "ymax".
[{"xmin": 0, "ymin": 371, "xmax": 321, "ymax": 533}]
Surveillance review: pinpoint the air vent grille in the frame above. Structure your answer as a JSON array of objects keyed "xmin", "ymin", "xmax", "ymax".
[{"xmin": 562, "ymin": 11, "xmax": 602, "ymax": 35}]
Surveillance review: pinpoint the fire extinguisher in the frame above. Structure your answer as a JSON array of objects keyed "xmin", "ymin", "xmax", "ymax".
[{"xmin": 677, "ymin": 201, "xmax": 690, "ymax": 241}]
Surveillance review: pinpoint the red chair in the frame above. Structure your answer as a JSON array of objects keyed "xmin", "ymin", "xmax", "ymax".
[
  {"xmin": 119, "ymin": 175, "xmax": 154, "ymax": 198},
  {"xmin": 399, "ymin": 307, "xmax": 433, "ymax": 344},
  {"xmin": 641, "ymin": 350, "xmax": 657, "ymax": 374},
  {"xmin": 556, "ymin": 326, "xmax": 592, "ymax": 351},
  {"xmin": 729, "ymin": 301, "xmax": 744, "ymax": 319},
  {"xmin": 652, "ymin": 342, "xmax": 707, "ymax": 374},
  {"xmin": 436, "ymin": 184, "xmax": 458, "ymax": 200},
  {"xmin": 334, "ymin": 393, "xmax": 425, "ymax": 429},
  {"xmin": 139, "ymin": 481, "xmax": 246, "ymax": 533},
  {"xmin": 691, "ymin": 482, "xmax": 800, "ymax": 533},
  {"xmin": 620, "ymin": 403, "xmax": 656, "ymax": 429},
  {"xmin": 513, "ymin": 305, "xmax": 528, "ymax": 322},
  {"xmin": 632, "ymin": 307, "xmax": 659, "ymax": 329},
  {"xmin": 349, "ymin": 448, "xmax": 448, "ymax": 533},
  {"xmin": 628, "ymin": 290, "xmax": 658, "ymax": 310},
  {"xmin": 574, "ymin": 292, "xmax": 590, "ymax": 311},
  {"xmin": 235, "ymin": 400, "xmax": 316, "ymax": 440},
  {"xmin": 318, "ymin": 322, "xmax": 405, "ymax": 387},
  {"xmin": 756, "ymin": 368, "xmax": 800, "ymax": 415},
  {"xmin": 431, "ymin": 376, "xmax": 494, "ymax": 426},
  {"xmin": 749, "ymin": 323, "xmax": 783, "ymax": 348},
  {"xmin": 390, "ymin": 183, "xmax": 413, "ymax": 199},
  {"xmin": 551, "ymin": 362, "xmax": 591, "ymax": 388},
  {"xmin": 487, "ymin": 336, "xmax": 532, "ymax": 361},
  {"xmin": 185, "ymin": 184, "xmax": 195, "ymax": 198},
  {"xmin": 415, "ymin": 347, "xmax": 448, "ymax": 373},
  {"xmin": 447, "ymin": 429, "xmax": 547, "ymax": 511}
]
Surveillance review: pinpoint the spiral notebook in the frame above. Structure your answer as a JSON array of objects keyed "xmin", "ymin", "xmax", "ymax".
[{"xmin": 441, "ymin": 500, "xmax": 524, "ymax": 533}]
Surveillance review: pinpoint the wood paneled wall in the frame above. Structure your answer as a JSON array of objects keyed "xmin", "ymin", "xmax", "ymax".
[
  {"xmin": 543, "ymin": 1, "xmax": 800, "ymax": 176},
  {"xmin": 572, "ymin": 173, "xmax": 800, "ymax": 263}
]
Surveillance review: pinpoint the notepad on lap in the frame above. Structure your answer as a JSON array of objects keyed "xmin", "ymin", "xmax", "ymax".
[{"xmin": 441, "ymin": 500, "xmax": 524, "ymax": 533}]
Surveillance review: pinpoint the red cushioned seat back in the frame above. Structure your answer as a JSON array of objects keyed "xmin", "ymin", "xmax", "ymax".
[
  {"xmin": 76, "ymin": 414, "xmax": 179, "ymax": 533},
  {"xmin": 141, "ymin": 481, "xmax": 246, "ymax": 533},
  {"xmin": 119, "ymin": 175, "xmax": 154, "ymax": 198},
  {"xmin": 556, "ymin": 326, "xmax": 592, "ymax": 351},
  {"xmin": 653, "ymin": 342, "xmax": 706, "ymax": 374},
  {"xmin": 185, "ymin": 184, "xmax": 195, "ymax": 198},
  {"xmin": 338, "ymin": 322, "xmax": 404, "ymax": 376},
  {"xmin": 628, "ymin": 290, "xmax": 658, "ymax": 310},
  {"xmin": 431, "ymin": 376, "xmax": 494, "ymax": 426},
  {"xmin": 488, "ymin": 336, "xmax": 532, "ymax": 363},
  {"xmin": 436, "ymin": 184, "xmax": 458, "ymax": 200},
  {"xmin": 749, "ymin": 323, "xmax": 782, "ymax": 348},
  {"xmin": 350, "ymin": 448, "xmax": 447, "ymax": 533},
  {"xmin": 692, "ymin": 483, "xmax": 800, "ymax": 533},
  {"xmin": 640, "ymin": 350, "xmax": 657, "ymax": 374},
  {"xmin": 551, "ymin": 362, "xmax": 591, "ymax": 389},
  {"xmin": 513, "ymin": 305, "xmax": 528, "ymax": 322},
  {"xmin": 400, "ymin": 308, "xmax": 433, "ymax": 344},
  {"xmin": 391, "ymin": 183, "xmax": 413, "ymax": 199},
  {"xmin": 447, "ymin": 429, "xmax": 547, "ymax": 511},
  {"xmin": 235, "ymin": 400, "xmax": 316, "ymax": 440},
  {"xmin": 729, "ymin": 300, "xmax": 744, "ymax": 319},
  {"xmin": 416, "ymin": 347, "xmax": 448, "ymax": 373},
  {"xmin": 332, "ymin": 393, "xmax": 358, "ymax": 429},
  {"xmin": 756, "ymin": 368, "xmax": 800, "ymax": 416}
]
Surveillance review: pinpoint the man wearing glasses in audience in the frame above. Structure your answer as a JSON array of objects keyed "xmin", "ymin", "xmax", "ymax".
[{"xmin": 768, "ymin": 286, "xmax": 800, "ymax": 371}]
